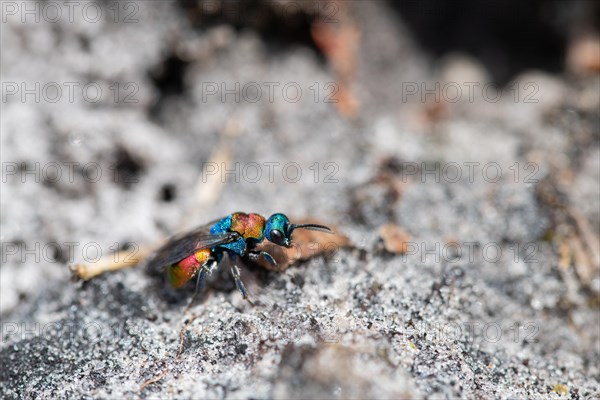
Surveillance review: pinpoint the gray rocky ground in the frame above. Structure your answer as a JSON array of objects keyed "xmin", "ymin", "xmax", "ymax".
[{"xmin": 1, "ymin": 1, "xmax": 599, "ymax": 399}]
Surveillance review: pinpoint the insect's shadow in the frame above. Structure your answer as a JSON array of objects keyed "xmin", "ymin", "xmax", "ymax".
[
  {"xmin": 78, "ymin": 277, "xmax": 149, "ymax": 319},
  {"xmin": 144, "ymin": 257, "xmax": 277, "ymax": 307}
]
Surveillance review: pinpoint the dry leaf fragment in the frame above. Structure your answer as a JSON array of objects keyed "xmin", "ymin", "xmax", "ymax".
[
  {"xmin": 567, "ymin": 34, "xmax": 600, "ymax": 75},
  {"xmin": 558, "ymin": 240, "xmax": 572, "ymax": 270},
  {"xmin": 255, "ymin": 219, "xmax": 349, "ymax": 271},
  {"xmin": 379, "ymin": 223, "xmax": 412, "ymax": 254},
  {"xmin": 310, "ymin": 1, "xmax": 360, "ymax": 118}
]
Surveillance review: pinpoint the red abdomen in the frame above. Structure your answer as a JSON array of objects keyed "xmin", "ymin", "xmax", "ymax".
[{"xmin": 167, "ymin": 249, "xmax": 211, "ymax": 288}]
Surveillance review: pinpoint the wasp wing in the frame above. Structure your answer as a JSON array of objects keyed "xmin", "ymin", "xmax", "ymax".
[{"xmin": 147, "ymin": 224, "xmax": 240, "ymax": 271}]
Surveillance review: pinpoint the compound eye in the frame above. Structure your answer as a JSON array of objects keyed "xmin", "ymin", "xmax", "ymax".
[{"xmin": 269, "ymin": 229, "xmax": 286, "ymax": 246}]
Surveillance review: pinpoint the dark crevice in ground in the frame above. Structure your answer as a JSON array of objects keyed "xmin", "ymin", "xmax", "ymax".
[
  {"xmin": 387, "ymin": 0, "xmax": 592, "ymax": 85},
  {"xmin": 177, "ymin": 0, "xmax": 324, "ymax": 57}
]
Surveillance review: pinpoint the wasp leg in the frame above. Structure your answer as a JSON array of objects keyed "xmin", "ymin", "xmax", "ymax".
[
  {"xmin": 231, "ymin": 265, "xmax": 254, "ymax": 305},
  {"xmin": 205, "ymin": 257, "xmax": 219, "ymax": 274},
  {"xmin": 248, "ymin": 250, "xmax": 277, "ymax": 267},
  {"xmin": 189, "ymin": 258, "xmax": 217, "ymax": 306},
  {"xmin": 195, "ymin": 268, "xmax": 207, "ymax": 293}
]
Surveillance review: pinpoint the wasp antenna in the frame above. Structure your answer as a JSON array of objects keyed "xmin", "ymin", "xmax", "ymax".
[{"xmin": 289, "ymin": 223, "xmax": 334, "ymax": 234}]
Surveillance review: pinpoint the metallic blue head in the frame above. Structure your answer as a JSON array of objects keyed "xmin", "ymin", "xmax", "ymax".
[
  {"xmin": 265, "ymin": 213, "xmax": 291, "ymax": 247},
  {"xmin": 265, "ymin": 213, "xmax": 333, "ymax": 247}
]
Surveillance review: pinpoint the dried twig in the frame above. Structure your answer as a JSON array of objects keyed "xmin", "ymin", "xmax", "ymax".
[
  {"xmin": 139, "ymin": 314, "xmax": 199, "ymax": 391},
  {"xmin": 69, "ymin": 246, "xmax": 155, "ymax": 281}
]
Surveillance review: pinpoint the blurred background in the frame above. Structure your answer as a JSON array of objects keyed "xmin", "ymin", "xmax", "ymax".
[{"xmin": 1, "ymin": 0, "xmax": 599, "ymax": 398}]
